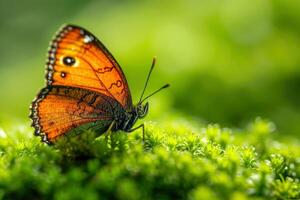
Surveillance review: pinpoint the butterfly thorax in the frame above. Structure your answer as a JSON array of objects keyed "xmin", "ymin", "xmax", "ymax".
[{"xmin": 113, "ymin": 102, "xmax": 149, "ymax": 132}]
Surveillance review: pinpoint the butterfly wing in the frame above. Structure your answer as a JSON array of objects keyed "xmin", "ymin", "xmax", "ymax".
[
  {"xmin": 30, "ymin": 86, "xmax": 120, "ymax": 144},
  {"xmin": 46, "ymin": 24, "xmax": 132, "ymax": 110}
]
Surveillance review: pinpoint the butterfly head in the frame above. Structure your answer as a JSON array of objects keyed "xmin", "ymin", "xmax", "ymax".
[{"xmin": 136, "ymin": 102, "xmax": 149, "ymax": 118}]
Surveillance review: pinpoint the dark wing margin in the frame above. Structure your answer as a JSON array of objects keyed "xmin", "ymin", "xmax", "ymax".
[{"xmin": 30, "ymin": 87, "xmax": 52, "ymax": 144}]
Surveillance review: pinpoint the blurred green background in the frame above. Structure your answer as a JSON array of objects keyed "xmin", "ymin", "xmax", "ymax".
[{"xmin": 0, "ymin": 0, "xmax": 299, "ymax": 137}]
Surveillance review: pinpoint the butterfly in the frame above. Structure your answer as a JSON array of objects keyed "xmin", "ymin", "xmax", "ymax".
[{"xmin": 29, "ymin": 24, "xmax": 169, "ymax": 145}]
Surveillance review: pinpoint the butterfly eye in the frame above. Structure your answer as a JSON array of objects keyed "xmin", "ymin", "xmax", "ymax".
[
  {"xmin": 137, "ymin": 102, "xmax": 149, "ymax": 118},
  {"xmin": 63, "ymin": 56, "xmax": 76, "ymax": 66}
]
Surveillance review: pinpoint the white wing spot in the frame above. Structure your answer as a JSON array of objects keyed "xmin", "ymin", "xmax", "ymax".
[{"xmin": 83, "ymin": 34, "xmax": 94, "ymax": 43}]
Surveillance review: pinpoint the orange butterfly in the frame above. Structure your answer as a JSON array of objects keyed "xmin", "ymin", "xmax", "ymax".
[{"xmin": 30, "ymin": 24, "xmax": 169, "ymax": 144}]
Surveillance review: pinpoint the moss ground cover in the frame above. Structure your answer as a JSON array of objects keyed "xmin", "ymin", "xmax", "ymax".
[{"xmin": 0, "ymin": 117, "xmax": 299, "ymax": 200}]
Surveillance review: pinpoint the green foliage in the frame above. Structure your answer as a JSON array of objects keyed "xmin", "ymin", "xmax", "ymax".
[{"xmin": 0, "ymin": 118, "xmax": 299, "ymax": 200}]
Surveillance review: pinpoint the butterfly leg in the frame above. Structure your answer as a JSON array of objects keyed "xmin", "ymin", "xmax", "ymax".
[
  {"xmin": 128, "ymin": 124, "xmax": 145, "ymax": 141},
  {"xmin": 104, "ymin": 121, "xmax": 115, "ymax": 140}
]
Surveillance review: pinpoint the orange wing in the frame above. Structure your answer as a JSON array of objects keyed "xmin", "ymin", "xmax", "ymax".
[
  {"xmin": 30, "ymin": 86, "xmax": 119, "ymax": 144},
  {"xmin": 46, "ymin": 24, "xmax": 132, "ymax": 110}
]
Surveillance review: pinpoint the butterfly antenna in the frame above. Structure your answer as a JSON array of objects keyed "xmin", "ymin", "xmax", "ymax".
[
  {"xmin": 140, "ymin": 83, "xmax": 170, "ymax": 103},
  {"xmin": 139, "ymin": 57, "xmax": 156, "ymax": 103}
]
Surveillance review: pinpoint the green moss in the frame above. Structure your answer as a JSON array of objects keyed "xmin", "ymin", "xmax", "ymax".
[{"xmin": 0, "ymin": 117, "xmax": 299, "ymax": 200}]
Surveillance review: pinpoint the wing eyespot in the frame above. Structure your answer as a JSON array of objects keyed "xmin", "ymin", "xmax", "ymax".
[
  {"xmin": 60, "ymin": 72, "xmax": 67, "ymax": 78},
  {"xmin": 63, "ymin": 56, "xmax": 76, "ymax": 66}
]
